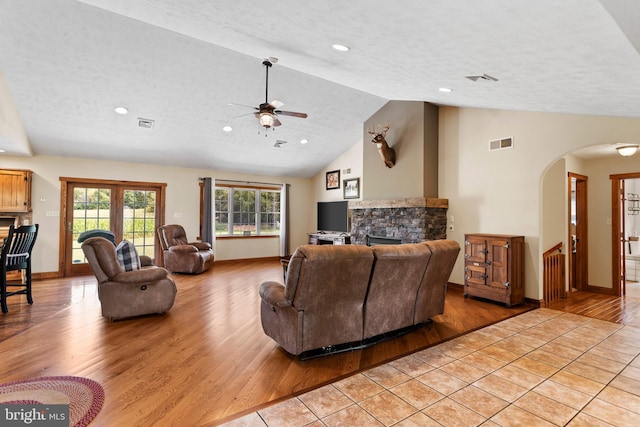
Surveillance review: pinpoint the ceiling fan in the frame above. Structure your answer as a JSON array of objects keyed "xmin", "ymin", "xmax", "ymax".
[{"xmin": 231, "ymin": 58, "xmax": 308, "ymax": 129}]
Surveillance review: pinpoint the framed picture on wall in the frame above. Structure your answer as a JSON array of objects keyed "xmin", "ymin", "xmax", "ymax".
[
  {"xmin": 326, "ymin": 170, "xmax": 340, "ymax": 190},
  {"xmin": 343, "ymin": 178, "xmax": 360, "ymax": 199}
]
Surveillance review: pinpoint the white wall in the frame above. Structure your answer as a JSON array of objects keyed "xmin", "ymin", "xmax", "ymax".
[
  {"xmin": 0, "ymin": 70, "xmax": 31, "ymax": 155},
  {"xmin": 540, "ymin": 157, "xmax": 566, "ymax": 274},
  {"xmin": 1, "ymin": 154, "xmax": 314, "ymax": 273},
  {"xmin": 439, "ymin": 106, "xmax": 640, "ymax": 300},
  {"xmin": 363, "ymin": 101, "xmax": 429, "ymax": 199},
  {"xmin": 310, "ymin": 138, "xmax": 364, "ymax": 232}
]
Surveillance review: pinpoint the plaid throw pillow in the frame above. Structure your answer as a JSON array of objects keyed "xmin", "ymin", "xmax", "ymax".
[{"xmin": 116, "ymin": 240, "xmax": 141, "ymax": 271}]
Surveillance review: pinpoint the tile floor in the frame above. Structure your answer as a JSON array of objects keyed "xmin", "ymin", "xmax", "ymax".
[{"xmin": 223, "ymin": 309, "xmax": 640, "ymax": 426}]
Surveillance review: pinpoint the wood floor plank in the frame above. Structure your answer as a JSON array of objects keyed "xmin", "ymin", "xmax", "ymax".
[{"xmin": 7, "ymin": 259, "xmax": 639, "ymax": 425}]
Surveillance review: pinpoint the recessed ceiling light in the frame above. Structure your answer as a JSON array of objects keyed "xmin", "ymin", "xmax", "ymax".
[
  {"xmin": 332, "ymin": 44, "xmax": 350, "ymax": 52},
  {"xmin": 300, "ymin": 139, "xmax": 309, "ymax": 144},
  {"xmin": 439, "ymin": 87, "xmax": 453, "ymax": 93},
  {"xmin": 223, "ymin": 125, "xmax": 233, "ymax": 132},
  {"xmin": 114, "ymin": 106, "xmax": 128, "ymax": 115}
]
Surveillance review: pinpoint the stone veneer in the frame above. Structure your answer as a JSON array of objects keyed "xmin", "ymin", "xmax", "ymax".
[{"xmin": 348, "ymin": 198, "xmax": 448, "ymax": 245}]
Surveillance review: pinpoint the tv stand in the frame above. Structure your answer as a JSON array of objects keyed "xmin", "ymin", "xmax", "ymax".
[{"xmin": 308, "ymin": 233, "xmax": 351, "ymax": 245}]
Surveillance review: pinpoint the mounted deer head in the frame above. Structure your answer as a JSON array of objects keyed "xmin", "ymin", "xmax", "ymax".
[{"xmin": 368, "ymin": 124, "xmax": 396, "ymax": 168}]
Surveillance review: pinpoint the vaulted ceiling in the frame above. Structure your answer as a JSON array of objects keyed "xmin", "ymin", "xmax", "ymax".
[{"xmin": 1, "ymin": 0, "xmax": 639, "ymax": 177}]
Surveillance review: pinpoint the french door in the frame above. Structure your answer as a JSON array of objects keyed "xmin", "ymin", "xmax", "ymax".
[
  {"xmin": 60, "ymin": 177, "xmax": 166, "ymax": 276},
  {"xmin": 611, "ymin": 172, "xmax": 640, "ymax": 296}
]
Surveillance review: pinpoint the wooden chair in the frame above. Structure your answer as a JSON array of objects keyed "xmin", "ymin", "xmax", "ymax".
[{"xmin": 1, "ymin": 224, "xmax": 39, "ymax": 313}]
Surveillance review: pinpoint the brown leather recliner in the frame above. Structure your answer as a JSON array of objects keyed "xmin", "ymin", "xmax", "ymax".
[
  {"xmin": 259, "ymin": 240, "xmax": 460, "ymax": 357},
  {"xmin": 157, "ymin": 224, "xmax": 214, "ymax": 274},
  {"xmin": 81, "ymin": 237, "xmax": 177, "ymax": 321}
]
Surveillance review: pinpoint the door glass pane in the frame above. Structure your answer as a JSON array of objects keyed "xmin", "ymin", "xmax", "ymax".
[
  {"xmin": 123, "ymin": 189, "xmax": 157, "ymax": 259},
  {"xmin": 72, "ymin": 187, "xmax": 111, "ymax": 264}
]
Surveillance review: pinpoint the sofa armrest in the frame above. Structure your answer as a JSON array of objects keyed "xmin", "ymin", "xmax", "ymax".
[
  {"xmin": 259, "ymin": 281, "xmax": 292, "ymax": 308},
  {"xmin": 168, "ymin": 245, "xmax": 198, "ymax": 254},
  {"xmin": 112, "ymin": 267, "xmax": 169, "ymax": 283},
  {"xmin": 190, "ymin": 241, "xmax": 212, "ymax": 251}
]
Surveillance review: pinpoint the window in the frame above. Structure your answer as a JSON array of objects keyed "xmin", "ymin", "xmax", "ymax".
[{"xmin": 215, "ymin": 186, "xmax": 280, "ymax": 236}]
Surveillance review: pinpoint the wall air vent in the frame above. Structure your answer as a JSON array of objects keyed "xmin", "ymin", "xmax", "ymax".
[
  {"xmin": 489, "ymin": 137, "xmax": 513, "ymax": 151},
  {"xmin": 138, "ymin": 118, "xmax": 154, "ymax": 129}
]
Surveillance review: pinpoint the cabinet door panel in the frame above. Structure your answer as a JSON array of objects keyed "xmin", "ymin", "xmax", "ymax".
[
  {"xmin": 488, "ymin": 238, "xmax": 510, "ymax": 286},
  {"xmin": 465, "ymin": 263, "xmax": 487, "ymax": 286},
  {"xmin": 0, "ymin": 170, "xmax": 30, "ymax": 212},
  {"xmin": 465, "ymin": 236, "xmax": 487, "ymax": 263}
]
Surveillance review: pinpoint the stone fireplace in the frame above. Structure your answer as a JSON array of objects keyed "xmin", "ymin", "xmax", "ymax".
[{"xmin": 348, "ymin": 198, "xmax": 448, "ymax": 245}]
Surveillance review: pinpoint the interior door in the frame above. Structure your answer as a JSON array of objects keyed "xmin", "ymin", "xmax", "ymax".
[
  {"xmin": 568, "ymin": 173, "xmax": 588, "ymax": 291},
  {"xmin": 620, "ymin": 179, "xmax": 627, "ymax": 296},
  {"xmin": 611, "ymin": 173, "xmax": 640, "ymax": 296}
]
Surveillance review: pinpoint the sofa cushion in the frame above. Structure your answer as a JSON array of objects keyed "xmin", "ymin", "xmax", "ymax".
[
  {"xmin": 364, "ymin": 243, "xmax": 433, "ymax": 338},
  {"xmin": 116, "ymin": 240, "xmax": 141, "ymax": 271}
]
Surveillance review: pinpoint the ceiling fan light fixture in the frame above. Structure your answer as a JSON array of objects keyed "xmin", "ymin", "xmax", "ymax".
[
  {"xmin": 259, "ymin": 113, "xmax": 275, "ymax": 128},
  {"xmin": 617, "ymin": 145, "xmax": 639, "ymax": 156}
]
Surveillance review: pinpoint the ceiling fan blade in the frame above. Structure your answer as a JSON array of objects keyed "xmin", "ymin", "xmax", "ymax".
[
  {"xmin": 269, "ymin": 100, "xmax": 284, "ymax": 109},
  {"xmin": 275, "ymin": 110, "xmax": 308, "ymax": 118},
  {"xmin": 233, "ymin": 112, "xmax": 256, "ymax": 119},
  {"xmin": 273, "ymin": 117, "xmax": 282, "ymax": 127},
  {"xmin": 228, "ymin": 102, "xmax": 258, "ymax": 110}
]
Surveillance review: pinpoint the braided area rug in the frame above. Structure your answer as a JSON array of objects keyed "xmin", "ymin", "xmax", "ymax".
[{"xmin": 0, "ymin": 376, "xmax": 104, "ymax": 427}]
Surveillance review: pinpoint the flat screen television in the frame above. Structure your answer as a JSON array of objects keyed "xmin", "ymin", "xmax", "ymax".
[{"xmin": 317, "ymin": 201, "xmax": 349, "ymax": 233}]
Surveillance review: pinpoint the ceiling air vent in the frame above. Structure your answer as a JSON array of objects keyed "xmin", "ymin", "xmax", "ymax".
[
  {"xmin": 138, "ymin": 118, "xmax": 154, "ymax": 129},
  {"xmin": 466, "ymin": 74, "xmax": 499, "ymax": 82},
  {"xmin": 489, "ymin": 137, "xmax": 513, "ymax": 151},
  {"xmin": 273, "ymin": 140, "xmax": 287, "ymax": 148}
]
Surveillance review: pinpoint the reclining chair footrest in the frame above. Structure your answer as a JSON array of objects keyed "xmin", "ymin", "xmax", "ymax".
[{"xmin": 299, "ymin": 323, "xmax": 426, "ymax": 360}]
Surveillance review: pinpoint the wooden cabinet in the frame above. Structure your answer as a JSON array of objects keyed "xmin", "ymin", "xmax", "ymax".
[
  {"xmin": 464, "ymin": 234, "xmax": 524, "ymax": 307},
  {"xmin": 0, "ymin": 169, "xmax": 32, "ymax": 212}
]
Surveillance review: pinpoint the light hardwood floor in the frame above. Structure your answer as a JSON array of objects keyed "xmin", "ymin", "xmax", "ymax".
[{"xmin": 1, "ymin": 259, "xmax": 636, "ymax": 426}]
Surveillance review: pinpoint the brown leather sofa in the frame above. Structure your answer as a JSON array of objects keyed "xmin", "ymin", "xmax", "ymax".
[
  {"xmin": 81, "ymin": 237, "xmax": 177, "ymax": 320},
  {"xmin": 259, "ymin": 240, "xmax": 460, "ymax": 357},
  {"xmin": 157, "ymin": 224, "xmax": 214, "ymax": 274}
]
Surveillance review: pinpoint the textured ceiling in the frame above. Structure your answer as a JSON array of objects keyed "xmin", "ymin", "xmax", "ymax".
[{"xmin": 1, "ymin": 0, "xmax": 639, "ymax": 176}]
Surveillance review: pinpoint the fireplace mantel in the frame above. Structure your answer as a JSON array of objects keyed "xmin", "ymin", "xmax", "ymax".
[{"xmin": 348, "ymin": 198, "xmax": 448, "ymax": 210}]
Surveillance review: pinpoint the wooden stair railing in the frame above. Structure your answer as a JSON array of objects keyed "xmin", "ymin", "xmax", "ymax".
[{"xmin": 543, "ymin": 241, "xmax": 566, "ymax": 304}]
